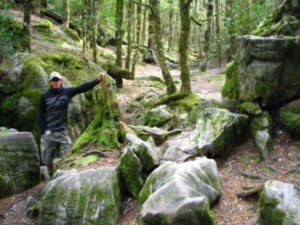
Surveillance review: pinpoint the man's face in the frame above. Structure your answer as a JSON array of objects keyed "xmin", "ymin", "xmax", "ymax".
[{"xmin": 50, "ymin": 78, "xmax": 62, "ymax": 89}]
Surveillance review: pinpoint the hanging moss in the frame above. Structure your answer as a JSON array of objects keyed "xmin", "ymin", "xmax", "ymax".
[{"xmin": 222, "ymin": 61, "xmax": 239, "ymax": 103}]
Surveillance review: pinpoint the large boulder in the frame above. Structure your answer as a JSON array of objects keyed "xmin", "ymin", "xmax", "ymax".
[
  {"xmin": 256, "ymin": 180, "xmax": 300, "ymax": 225},
  {"xmin": 222, "ymin": 0, "xmax": 300, "ymax": 108},
  {"xmin": 0, "ymin": 53, "xmax": 102, "ymax": 141},
  {"xmin": 162, "ymin": 108, "xmax": 249, "ymax": 162},
  {"xmin": 139, "ymin": 157, "xmax": 221, "ymax": 225},
  {"xmin": 38, "ymin": 167, "xmax": 121, "ymax": 225},
  {"xmin": 0, "ymin": 128, "xmax": 40, "ymax": 198},
  {"xmin": 118, "ymin": 134, "xmax": 161, "ymax": 197}
]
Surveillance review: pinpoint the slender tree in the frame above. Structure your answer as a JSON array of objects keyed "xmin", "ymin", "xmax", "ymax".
[
  {"xmin": 125, "ymin": 0, "xmax": 134, "ymax": 70},
  {"xmin": 201, "ymin": 0, "xmax": 213, "ymax": 71},
  {"xmin": 131, "ymin": 0, "xmax": 142, "ymax": 77},
  {"xmin": 225, "ymin": 0, "xmax": 235, "ymax": 61},
  {"xmin": 33, "ymin": 0, "xmax": 41, "ymax": 14},
  {"xmin": 92, "ymin": 0, "xmax": 99, "ymax": 63},
  {"xmin": 168, "ymin": 0, "xmax": 174, "ymax": 50},
  {"xmin": 63, "ymin": 0, "xmax": 70, "ymax": 28},
  {"xmin": 23, "ymin": 0, "xmax": 32, "ymax": 52},
  {"xmin": 116, "ymin": 0, "xmax": 124, "ymax": 67},
  {"xmin": 147, "ymin": 3, "xmax": 154, "ymax": 49},
  {"xmin": 215, "ymin": 0, "xmax": 222, "ymax": 67},
  {"xmin": 82, "ymin": 0, "xmax": 88, "ymax": 56},
  {"xmin": 149, "ymin": 0, "xmax": 176, "ymax": 95},
  {"xmin": 179, "ymin": 0, "xmax": 192, "ymax": 94}
]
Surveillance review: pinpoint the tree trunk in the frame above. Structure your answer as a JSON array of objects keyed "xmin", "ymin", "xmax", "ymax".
[
  {"xmin": 116, "ymin": 0, "xmax": 124, "ymax": 67},
  {"xmin": 179, "ymin": 0, "xmax": 192, "ymax": 94},
  {"xmin": 168, "ymin": 0, "xmax": 174, "ymax": 50},
  {"xmin": 92, "ymin": 0, "xmax": 99, "ymax": 63},
  {"xmin": 33, "ymin": 0, "xmax": 41, "ymax": 14},
  {"xmin": 201, "ymin": 0, "xmax": 213, "ymax": 71},
  {"xmin": 147, "ymin": 3, "xmax": 154, "ymax": 49},
  {"xmin": 63, "ymin": 0, "xmax": 70, "ymax": 28},
  {"xmin": 131, "ymin": 0, "xmax": 142, "ymax": 77},
  {"xmin": 142, "ymin": 0, "xmax": 148, "ymax": 47},
  {"xmin": 149, "ymin": 0, "xmax": 176, "ymax": 95},
  {"xmin": 215, "ymin": 0, "xmax": 222, "ymax": 67},
  {"xmin": 23, "ymin": 0, "xmax": 32, "ymax": 52},
  {"xmin": 82, "ymin": 0, "xmax": 88, "ymax": 56},
  {"xmin": 225, "ymin": 0, "xmax": 235, "ymax": 61},
  {"xmin": 125, "ymin": 0, "xmax": 134, "ymax": 70}
]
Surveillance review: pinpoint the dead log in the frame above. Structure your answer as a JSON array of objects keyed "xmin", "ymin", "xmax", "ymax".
[{"xmin": 107, "ymin": 63, "xmax": 132, "ymax": 88}]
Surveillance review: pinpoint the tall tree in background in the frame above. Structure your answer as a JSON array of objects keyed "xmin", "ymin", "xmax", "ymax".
[
  {"xmin": 125, "ymin": 0, "xmax": 134, "ymax": 70},
  {"xmin": 116, "ymin": 0, "xmax": 124, "ymax": 67},
  {"xmin": 63, "ymin": 0, "xmax": 70, "ymax": 28},
  {"xmin": 131, "ymin": 0, "xmax": 142, "ymax": 77},
  {"xmin": 201, "ymin": 0, "xmax": 213, "ymax": 71},
  {"xmin": 82, "ymin": 0, "xmax": 88, "ymax": 56},
  {"xmin": 179, "ymin": 0, "xmax": 192, "ymax": 94},
  {"xmin": 147, "ymin": 4, "xmax": 154, "ymax": 49},
  {"xmin": 23, "ymin": 0, "xmax": 32, "ymax": 52},
  {"xmin": 168, "ymin": 0, "xmax": 174, "ymax": 50},
  {"xmin": 92, "ymin": 0, "xmax": 99, "ymax": 63},
  {"xmin": 33, "ymin": 0, "xmax": 41, "ymax": 14},
  {"xmin": 225, "ymin": 0, "xmax": 235, "ymax": 61},
  {"xmin": 149, "ymin": 0, "xmax": 176, "ymax": 95},
  {"xmin": 215, "ymin": 0, "xmax": 222, "ymax": 67}
]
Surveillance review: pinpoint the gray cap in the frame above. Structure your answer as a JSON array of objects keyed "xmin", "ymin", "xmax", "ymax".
[{"xmin": 49, "ymin": 71, "xmax": 62, "ymax": 80}]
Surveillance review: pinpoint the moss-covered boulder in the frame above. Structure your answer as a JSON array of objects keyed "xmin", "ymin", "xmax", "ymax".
[
  {"xmin": 0, "ymin": 128, "xmax": 40, "ymax": 198},
  {"xmin": 250, "ymin": 112, "xmax": 274, "ymax": 159},
  {"xmin": 38, "ymin": 167, "xmax": 121, "ymax": 225},
  {"xmin": 144, "ymin": 105, "xmax": 173, "ymax": 127},
  {"xmin": 162, "ymin": 108, "xmax": 249, "ymax": 161},
  {"xmin": 279, "ymin": 99, "xmax": 300, "ymax": 139},
  {"xmin": 33, "ymin": 19, "xmax": 54, "ymax": 33},
  {"xmin": 256, "ymin": 180, "xmax": 300, "ymax": 225},
  {"xmin": 139, "ymin": 157, "xmax": 221, "ymax": 225},
  {"xmin": 129, "ymin": 125, "xmax": 181, "ymax": 145},
  {"xmin": 0, "ymin": 53, "xmax": 101, "ymax": 141},
  {"xmin": 222, "ymin": 1, "xmax": 300, "ymax": 108}
]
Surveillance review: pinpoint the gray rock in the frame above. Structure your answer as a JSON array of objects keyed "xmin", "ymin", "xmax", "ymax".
[
  {"xmin": 162, "ymin": 108, "xmax": 249, "ymax": 162},
  {"xmin": 39, "ymin": 167, "xmax": 121, "ymax": 225},
  {"xmin": 139, "ymin": 157, "xmax": 221, "ymax": 225},
  {"xmin": 255, "ymin": 130, "xmax": 273, "ymax": 160},
  {"xmin": 0, "ymin": 130, "xmax": 40, "ymax": 198},
  {"xmin": 257, "ymin": 180, "xmax": 300, "ymax": 225},
  {"xmin": 119, "ymin": 148, "xmax": 145, "ymax": 197},
  {"xmin": 144, "ymin": 105, "xmax": 173, "ymax": 127},
  {"xmin": 126, "ymin": 134, "xmax": 160, "ymax": 171},
  {"xmin": 129, "ymin": 125, "xmax": 181, "ymax": 145},
  {"xmin": 225, "ymin": 36, "xmax": 300, "ymax": 107}
]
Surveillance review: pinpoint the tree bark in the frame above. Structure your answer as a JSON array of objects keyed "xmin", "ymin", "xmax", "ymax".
[
  {"xmin": 63, "ymin": 0, "xmax": 70, "ymax": 28},
  {"xmin": 116, "ymin": 0, "xmax": 124, "ymax": 67},
  {"xmin": 92, "ymin": 0, "xmax": 99, "ymax": 63},
  {"xmin": 82, "ymin": 0, "xmax": 88, "ymax": 56},
  {"xmin": 149, "ymin": 0, "xmax": 176, "ymax": 95},
  {"xmin": 179, "ymin": 0, "xmax": 192, "ymax": 94},
  {"xmin": 125, "ymin": 0, "xmax": 134, "ymax": 70},
  {"xmin": 225, "ymin": 0, "xmax": 235, "ymax": 61},
  {"xmin": 201, "ymin": 0, "xmax": 213, "ymax": 72},
  {"xmin": 33, "ymin": 0, "xmax": 41, "ymax": 14},
  {"xmin": 168, "ymin": 0, "xmax": 174, "ymax": 50},
  {"xmin": 147, "ymin": 2, "xmax": 154, "ymax": 49},
  {"xmin": 23, "ymin": 0, "xmax": 32, "ymax": 52},
  {"xmin": 215, "ymin": 0, "xmax": 222, "ymax": 67},
  {"xmin": 131, "ymin": 0, "xmax": 142, "ymax": 77}
]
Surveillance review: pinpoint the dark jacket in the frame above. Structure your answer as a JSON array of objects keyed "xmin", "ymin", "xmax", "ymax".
[{"xmin": 38, "ymin": 79, "xmax": 100, "ymax": 135}]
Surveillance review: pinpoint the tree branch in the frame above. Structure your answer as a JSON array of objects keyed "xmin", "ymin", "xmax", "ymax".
[
  {"xmin": 191, "ymin": 13, "xmax": 220, "ymax": 27},
  {"xmin": 132, "ymin": 0, "xmax": 152, "ymax": 11}
]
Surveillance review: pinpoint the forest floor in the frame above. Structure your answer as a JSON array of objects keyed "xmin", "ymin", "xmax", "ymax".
[{"xmin": 1, "ymin": 8, "xmax": 300, "ymax": 225}]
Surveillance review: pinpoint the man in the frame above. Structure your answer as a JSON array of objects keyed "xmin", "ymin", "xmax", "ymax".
[{"xmin": 38, "ymin": 71, "xmax": 105, "ymax": 176}]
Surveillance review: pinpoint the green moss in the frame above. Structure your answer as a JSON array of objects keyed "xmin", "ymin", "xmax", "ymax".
[
  {"xmin": 222, "ymin": 61, "xmax": 239, "ymax": 103},
  {"xmin": 61, "ymin": 25, "xmax": 80, "ymax": 41},
  {"xmin": 279, "ymin": 102, "xmax": 300, "ymax": 139},
  {"xmin": 0, "ymin": 12, "xmax": 23, "ymax": 55},
  {"xmin": 258, "ymin": 191, "xmax": 295, "ymax": 225},
  {"xmin": 250, "ymin": 112, "xmax": 273, "ymax": 139},
  {"xmin": 75, "ymin": 153, "xmax": 99, "ymax": 166},
  {"xmin": 238, "ymin": 102, "xmax": 262, "ymax": 115},
  {"xmin": 33, "ymin": 19, "xmax": 53, "ymax": 33}
]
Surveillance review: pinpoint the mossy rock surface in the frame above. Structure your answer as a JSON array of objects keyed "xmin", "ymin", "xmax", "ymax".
[
  {"xmin": 139, "ymin": 157, "xmax": 220, "ymax": 225},
  {"xmin": 39, "ymin": 167, "xmax": 121, "ymax": 225},
  {"xmin": 0, "ymin": 12, "xmax": 23, "ymax": 56},
  {"xmin": 0, "ymin": 130, "xmax": 40, "ymax": 198},
  {"xmin": 33, "ymin": 19, "xmax": 54, "ymax": 33},
  {"xmin": 61, "ymin": 25, "xmax": 80, "ymax": 41},
  {"xmin": 279, "ymin": 100, "xmax": 300, "ymax": 139},
  {"xmin": 222, "ymin": 61, "xmax": 239, "ymax": 103},
  {"xmin": 257, "ymin": 180, "xmax": 300, "ymax": 225}
]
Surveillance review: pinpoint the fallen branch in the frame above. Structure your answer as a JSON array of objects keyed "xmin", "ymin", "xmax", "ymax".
[
  {"xmin": 236, "ymin": 184, "xmax": 264, "ymax": 198},
  {"xmin": 237, "ymin": 170, "xmax": 266, "ymax": 180}
]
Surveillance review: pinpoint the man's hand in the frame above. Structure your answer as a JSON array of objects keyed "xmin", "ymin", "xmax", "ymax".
[{"xmin": 99, "ymin": 72, "xmax": 106, "ymax": 82}]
